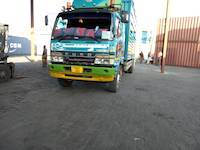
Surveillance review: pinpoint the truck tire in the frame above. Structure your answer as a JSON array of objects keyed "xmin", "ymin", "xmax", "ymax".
[
  {"xmin": 127, "ymin": 61, "xmax": 135, "ymax": 73},
  {"xmin": 58, "ymin": 78, "xmax": 73, "ymax": 87},
  {"xmin": 107, "ymin": 66, "xmax": 122, "ymax": 93},
  {"xmin": 127, "ymin": 64, "xmax": 133, "ymax": 73},
  {"xmin": 0, "ymin": 64, "xmax": 11, "ymax": 82},
  {"xmin": 8, "ymin": 63, "xmax": 15, "ymax": 78}
]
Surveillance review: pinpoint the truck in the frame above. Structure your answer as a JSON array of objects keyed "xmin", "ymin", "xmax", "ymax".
[
  {"xmin": 47, "ymin": 0, "xmax": 136, "ymax": 92},
  {"xmin": 0, "ymin": 24, "xmax": 15, "ymax": 82}
]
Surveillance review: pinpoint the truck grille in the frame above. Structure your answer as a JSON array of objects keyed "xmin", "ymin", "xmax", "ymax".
[{"xmin": 64, "ymin": 52, "xmax": 95, "ymax": 65}]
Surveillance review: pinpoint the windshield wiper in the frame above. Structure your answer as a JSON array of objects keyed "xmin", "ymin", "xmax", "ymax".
[
  {"xmin": 53, "ymin": 35, "xmax": 64, "ymax": 41},
  {"xmin": 53, "ymin": 34, "xmax": 100, "ymax": 42},
  {"xmin": 79, "ymin": 36, "xmax": 100, "ymax": 42},
  {"xmin": 54, "ymin": 34, "xmax": 79, "ymax": 41}
]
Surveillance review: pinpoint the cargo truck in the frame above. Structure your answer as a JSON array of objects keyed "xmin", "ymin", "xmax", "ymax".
[
  {"xmin": 47, "ymin": 0, "xmax": 136, "ymax": 92},
  {"xmin": 0, "ymin": 24, "xmax": 15, "ymax": 82}
]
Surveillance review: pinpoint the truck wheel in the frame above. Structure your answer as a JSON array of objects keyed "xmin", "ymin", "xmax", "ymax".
[
  {"xmin": 9, "ymin": 63, "xmax": 15, "ymax": 78},
  {"xmin": 127, "ymin": 61, "xmax": 135, "ymax": 73},
  {"xmin": 127, "ymin": 64, "xmax": 133, "ymax": 73},
  {"xmin": 107, "ymin": 66, "xmax": 122, "ymax": 93},
  {"xmin": 57, "ymin": 78, "xmax": 73, "ymax": 87},
  {"xmin": 0, "ymin": 65, "xmax": 11, "ymax": 82}
]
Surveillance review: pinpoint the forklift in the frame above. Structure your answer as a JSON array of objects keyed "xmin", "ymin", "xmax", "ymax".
[{"xmin": 0, "ymin": 24, "xmax": 15, "ymax": 82}]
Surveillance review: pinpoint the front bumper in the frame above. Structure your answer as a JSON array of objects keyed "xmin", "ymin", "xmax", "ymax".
[{"xmin": 49, "ymin": 64, "xmax": 115, "ymax": 82}]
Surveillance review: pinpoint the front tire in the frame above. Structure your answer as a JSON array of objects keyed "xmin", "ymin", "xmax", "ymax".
[
  {"xmin": 57, "ymin": 78, "xmax": 73, "ymax": 87},
  {"xmin": 127, "ymin": 64, "xmax": 133, "ymax": 73},
  {"xmin": 126, "ymin": 60, "xmax": 135, "ymax": 73},
  {"xmin": 107, "ymin": 66, "xmax": 122, "ymax": 93}
]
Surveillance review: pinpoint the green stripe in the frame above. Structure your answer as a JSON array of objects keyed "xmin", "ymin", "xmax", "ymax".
[{"xmin": 49, "ymin": 64, "xmax": 116, "ymax": 76}]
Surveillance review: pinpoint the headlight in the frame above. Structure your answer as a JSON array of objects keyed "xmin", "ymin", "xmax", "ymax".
[
  {"xmin": 51, "ymin": 52, "xmax": 63, "ymax": 62},
  {"xmin": 94, "ymin": 55, "xmax": 115, "ymax": 65}
]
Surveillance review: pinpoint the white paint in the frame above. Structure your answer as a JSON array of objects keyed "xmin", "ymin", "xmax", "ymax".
[
  {"xmin": 52, "ymin": 43, "xmax": 109, "ymax": 49},
  {"xmin": 88, "ymin": 48, "xmax": 94, "ymax": 52},
  {"xmin": 10, "ymin": 43, "xmax": 22, "ymax": 49},
  {"xmin": 9, "ymin": 49, "xmax": 17, "ymax": 53},
  {"xmin": 63, "ymin": 43, "xmax": 109, "ymax": 48}
]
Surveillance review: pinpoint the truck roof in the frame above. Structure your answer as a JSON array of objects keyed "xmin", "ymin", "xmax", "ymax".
[{"xmin": 59, "ymin": 8, "xmax": 112, "ymax": 16}]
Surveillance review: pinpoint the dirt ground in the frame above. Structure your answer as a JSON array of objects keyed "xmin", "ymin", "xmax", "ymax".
[{"xmin": 0, "ymin": 58, "xmax": 200, "ymax": 150}]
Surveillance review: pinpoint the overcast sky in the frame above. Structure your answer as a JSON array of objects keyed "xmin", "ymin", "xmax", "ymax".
[
  {"xmin": 134, "ymin": 0, "xmax": 200, "ymax": 30},
  {"xmin": 0, "ymin": 0, "xmax": 199, "ymax": 36}
]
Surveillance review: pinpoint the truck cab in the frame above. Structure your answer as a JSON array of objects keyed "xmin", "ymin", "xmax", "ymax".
[{"xmin": 48, "ymin": 0, "xmax": 136, "ymax": 92}]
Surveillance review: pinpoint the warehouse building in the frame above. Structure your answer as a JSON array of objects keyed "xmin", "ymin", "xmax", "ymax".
[{"xmin": 0, "ymin": 0, "xmax": 67, "ymax": 56}]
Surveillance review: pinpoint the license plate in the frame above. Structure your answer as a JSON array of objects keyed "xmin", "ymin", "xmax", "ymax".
[{"xmin": 71, "ymin": 66, "xmax": 83, "ymax": 73}]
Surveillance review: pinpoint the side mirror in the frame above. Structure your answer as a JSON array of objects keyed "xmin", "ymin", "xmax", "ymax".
[
  {"xmin": 121, "ymin": 11, "xmax": 129, "ymax": 23},
  {"xmin": 45, "ymin": 15, "xmax": 48, "ymax": 26}
]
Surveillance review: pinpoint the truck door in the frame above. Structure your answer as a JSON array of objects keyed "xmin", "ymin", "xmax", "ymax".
[{"xmin": 115, "ymin": 17, "xmax": 124, "ymax": 59}]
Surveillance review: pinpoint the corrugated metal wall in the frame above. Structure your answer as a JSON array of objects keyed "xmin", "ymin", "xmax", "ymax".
[{"xmin": 155, "ymin": 16, "xmax": 200, "ymax": 68}]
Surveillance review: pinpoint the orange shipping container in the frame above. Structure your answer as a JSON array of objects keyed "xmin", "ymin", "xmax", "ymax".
[{"xmin": 155, "ymin": 16, "xmax": 200, "ymax": 68}]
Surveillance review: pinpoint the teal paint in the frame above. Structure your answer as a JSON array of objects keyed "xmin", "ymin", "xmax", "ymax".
[
  {"xmin": 49, "ymin": 0, "xmax": 136, "ymax": 82},
  {"xmin": 122, "ymin": 0, "xmax": 136, "ymax": 61},
  {"xmin": 73, "ymin": 0, "xmax": 122, "ymax": 9}
]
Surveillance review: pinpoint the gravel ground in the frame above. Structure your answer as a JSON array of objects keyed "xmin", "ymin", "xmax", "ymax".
[{"xmin": 0, "ymin": 60, "xmax": 200, "ymax": 150}]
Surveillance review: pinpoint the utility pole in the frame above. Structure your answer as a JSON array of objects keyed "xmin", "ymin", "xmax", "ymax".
[
  {"xmin": 30, "ymin": 0, "xmax": 35, "ymax": 61},
  {"xmin": 161, "ymin": 0, "xmax": 170, "ymax": 73}
]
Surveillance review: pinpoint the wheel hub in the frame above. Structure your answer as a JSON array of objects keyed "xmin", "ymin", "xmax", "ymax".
[{"xmin": 116, "ymin": 73, "xmax": 120, "ymax": 88}]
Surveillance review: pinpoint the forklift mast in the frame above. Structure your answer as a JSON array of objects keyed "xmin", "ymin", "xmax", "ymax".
[
  {"xmin": 0, "ymin": 24, "xmax": 9, "ymax": 62},
  {"xmin": 0, "ymin": 23, "xmax": 15, "ymax": 82}
]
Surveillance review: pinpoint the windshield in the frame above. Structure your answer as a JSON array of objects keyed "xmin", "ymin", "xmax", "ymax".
[{"xmin": 52, "ymin": 12, "xmax": 112, "ymax": 41}]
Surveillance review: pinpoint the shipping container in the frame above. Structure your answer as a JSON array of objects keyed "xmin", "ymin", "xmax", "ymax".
[{"xmin": 155, "ymin": 16, "xmax": 200, "ymax": 68}]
